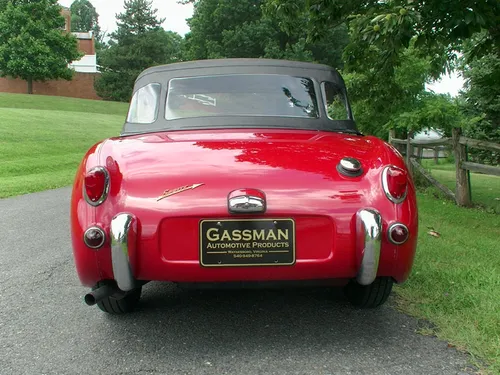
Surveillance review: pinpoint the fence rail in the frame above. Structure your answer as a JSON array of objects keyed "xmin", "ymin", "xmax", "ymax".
[{"xmin": 389, "ymin": 128, "xmax": 500, "ymax": 207}]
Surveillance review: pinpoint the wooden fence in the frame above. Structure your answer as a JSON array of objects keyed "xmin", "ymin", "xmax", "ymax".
[{"xmin": 388, "ymin": 128, "xmax": 500, "ymax": 207}]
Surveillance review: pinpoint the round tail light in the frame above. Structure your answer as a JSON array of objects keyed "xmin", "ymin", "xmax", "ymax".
[
  {"xmin": 84, "ymin": 227, "xmax": 106, "ymax": 249},
  {"xmin": 388, "ymin": 223, "xmax": 409, "ymax": 245},
  {"xmin": 382, "ymin": 165, "xmax": 408, "ymax": 203},
  {"xmin": 84, "ymin": 166, "xmax": 109, "ymax": 206}
]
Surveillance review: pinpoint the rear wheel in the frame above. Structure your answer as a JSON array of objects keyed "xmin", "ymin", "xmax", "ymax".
[
  {"xmin": 93, "ymin": 282, "xmax": 142, "ymax": 314},
  {"xmin": 344, "ymin": 277, "xmax": 393, "ymax": 308}
]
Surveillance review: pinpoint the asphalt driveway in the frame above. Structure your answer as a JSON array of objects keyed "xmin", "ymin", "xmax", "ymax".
[{"xmin": 0, "ymin": 188, "xmax": 473, "ymax": 375}]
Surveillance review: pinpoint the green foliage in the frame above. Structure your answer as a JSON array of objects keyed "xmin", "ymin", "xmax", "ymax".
[
  {"xmin": 459, "ymin": 34, "xmax": 500, "ymax": 165},
  {"xmin": 343, "ymin": 45, "xmax": 437, "ymax": 137},
  {"xmin": 95, "ymin": 0, "xmax": 182, "ymax": 102},
  {"xmin": 0, "ymin": 0, "xmax": 83, "ymax": 93},
  {"xmin": 182, "ymin": 0, "xmax": 349, "ymax": 68},
  {"xmin": 265, "ymin": 0, "xmax": 500, "ymax": 77},
  {"xmin": 388, "ymin": 94, "xmax": 465, "ymax": 136},
  {"xmin": 69, "ymin": 0, "xmax": 100, "ymax": 34},
  {"xmin": 264, "ymin": 0, "xmax": 500, "ymax": 139},
  {"xmin": 114, "ymin": 0, "xmax": 165, "ymax": 38}
]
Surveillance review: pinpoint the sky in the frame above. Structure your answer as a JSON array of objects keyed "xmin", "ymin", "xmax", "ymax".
[
  {"xmin": 58, "ymin": 0, "xmax": 194, "ymax": 36},
  {"xmin": 58, "ymin": 0, "xmax": 464, "ymax": 96}
]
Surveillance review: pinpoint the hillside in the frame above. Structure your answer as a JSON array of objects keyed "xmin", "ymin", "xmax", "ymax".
[{"xmin": 0, "ymin": 94, "xmax": 129, "ymax": 198}]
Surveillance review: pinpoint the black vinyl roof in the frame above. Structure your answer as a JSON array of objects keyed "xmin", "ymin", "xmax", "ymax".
[
  {"xmin": 134, "ymin": 58, "xmax": 345, "ymax": 88},
  {"xmin": 137, "ymin": 58, "xmax": 338, "ymax": 79},
  {"xmin": 122, "ymin": 58, "xmax": 359, "ymax": 136}
]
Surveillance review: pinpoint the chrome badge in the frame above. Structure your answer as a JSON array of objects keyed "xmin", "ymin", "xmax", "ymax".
[{"xmin": 157, "ymin": 183, "xmax": 204, "ymax": 201}]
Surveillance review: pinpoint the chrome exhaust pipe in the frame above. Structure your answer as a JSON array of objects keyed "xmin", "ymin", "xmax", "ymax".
[{"xmin": 84, "ymin": 284, "xmax": 117, "ymax": 306}]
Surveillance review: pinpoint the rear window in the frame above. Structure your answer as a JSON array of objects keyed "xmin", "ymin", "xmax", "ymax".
[
  {"xmin": 165, "ymin": 74, "xmax": 319, "ymax": 120},
  {"xmin": 127, "ymin": 83, "xmax": 161, "ymax": 124}
]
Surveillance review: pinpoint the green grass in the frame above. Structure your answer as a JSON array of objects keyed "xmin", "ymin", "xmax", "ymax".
[
  {"xmin": 395, "ymin": 192, "xmax": 500, "ymax": 373},
  {"xmin": 421, "ymin": 159, "xmax": 500, "ymax": 214},
  {"xmin": 0, "ymin": 94, "xmax": 128, "ymax": 198},
  {"xmin": 0, "ymin": 92, "xmax": 128, "ymax": 116}
]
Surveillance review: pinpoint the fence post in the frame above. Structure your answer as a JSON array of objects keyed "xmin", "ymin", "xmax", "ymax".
[
  {"xmin": 452, "ymin": 128, "xmax": 471, "ymax": 207},
  {"xmin": 389, "ymin": 129, "xmax": 395, "ymax": 145},
  {"xmin": 406, "ymin": 131, "xmax": 414, "ymax": 175},
  {"xmin": 433, "ymin": 147, "xmax": 439, "ymax": 164},
  {"xmin": 417, "ymin": 146, "xmax": 424, "ymax": 163}
]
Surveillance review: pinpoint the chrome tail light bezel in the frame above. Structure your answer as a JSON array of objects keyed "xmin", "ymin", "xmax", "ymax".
[
  {"xmin": 381, "ymin": 165, "xmax": 408, "ymax": 204},
  {"xmin": 83, "ymin": 166, "xmax": 110, "ymax": 206}
]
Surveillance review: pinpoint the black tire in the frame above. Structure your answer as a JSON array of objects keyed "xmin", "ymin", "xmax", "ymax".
[
  {"xmin": 93, "ymin": 282, "xmax": 142, "ymax": 314},
  {"xmin": 344, "ymin": 277, "xmax": 393, "ymax": 308}
]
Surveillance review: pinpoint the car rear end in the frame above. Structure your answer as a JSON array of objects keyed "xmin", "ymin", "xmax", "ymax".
[
  {"xmin": 71, "ymin": 130, "xmax": 417, "ymax": 297},
  {"xmin": 70, "ymin": 59, "xmax": 418, "ymax": 313}
]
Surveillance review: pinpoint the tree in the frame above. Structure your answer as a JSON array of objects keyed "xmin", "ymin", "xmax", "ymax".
[
  {"xmin": 459, "ymin": 33, "xmax": 500, "ymax": 165},
  {"xmin": 264, "ymin": 0, "xmax": 500, "ymax": 78},
  {"xmin": 70, "ymin": 0, "xmax": 100, "ymax": 33},
  {"xmin": 69, "ymin": 0, "xmax": 106, "ymax": 51},
  {"xmin": 343, "ymin": 44, "xmax": 438, "ymax": 137},
  {"xmin": 0, "ymin": 0, "xmax": 83, "ymax": 94},
  {"xmin": 114, "ymin": 0, "xmax": 165, "ymax": 38},
  {"xmin": 261, "ymin": 0, "xmax": 500, "ymax": 141},
  {"xmin": 95, "ymin": 0, "xmax": 182, "ymax": 101},
  {"xmin": 181, "ymin": 0, "xmax": 348, "ymax": 68}
]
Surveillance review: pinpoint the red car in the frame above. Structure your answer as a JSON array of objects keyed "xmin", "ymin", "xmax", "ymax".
[{"xmin": 70, "ymin": 59, "xmax": 418, "ymax": 314}]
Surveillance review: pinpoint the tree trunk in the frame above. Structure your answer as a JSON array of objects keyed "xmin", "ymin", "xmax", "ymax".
[{"xmin": 27, "ymin": 77, "xmax": 33, "ymax": 94}]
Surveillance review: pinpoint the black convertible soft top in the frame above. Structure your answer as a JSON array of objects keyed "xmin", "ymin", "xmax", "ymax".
[{"xmin": 122, "ymin": 58, "xmax": 359, "ymax": 136}]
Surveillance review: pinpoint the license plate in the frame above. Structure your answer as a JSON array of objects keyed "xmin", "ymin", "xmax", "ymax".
[{"xmin": 199, "ymin": 218, "xmax": 295, "ymax": 267}]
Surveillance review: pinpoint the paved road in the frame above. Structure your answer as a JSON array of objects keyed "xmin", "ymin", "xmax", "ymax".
[{"xmin": 0, "ymin": 188, "xmax": 473, "ymax": 375}]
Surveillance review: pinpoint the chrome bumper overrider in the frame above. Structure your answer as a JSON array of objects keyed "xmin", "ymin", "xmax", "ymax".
[
  {"xmin": 110, "ymin": 213, "xmax": 137, "ymax": 292},
  {"xmin": 356, "ymin": 208, "xmax": 382, "ymax": 285}
]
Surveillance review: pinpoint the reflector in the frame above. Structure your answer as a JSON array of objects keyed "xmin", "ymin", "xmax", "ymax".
[
  {"xmin": 84, "ymin": 227, "xmax": 106, "ymax": 249},
  {"xmin": 388, "ymin": 223, "xmax": 409, "ymax": 245}
]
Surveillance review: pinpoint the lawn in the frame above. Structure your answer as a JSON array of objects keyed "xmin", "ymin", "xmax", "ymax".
[
  {"xmin": 0, "ymin": 94, "xmax": 128, "ymax": 198},
  {"xmin": 0, "ymin": 93, "xmax": 498, "ymax": 372},
  {"xmin": 394, "ymin": 192, "xmax": 500, "ymax": 373},
  {"xmin": 421, "ymin": 159, "xmax": 500, "ymax": 213},
  {"xmin": 0, "ymin": 92, "xmax": 128, "ymax": 116}
]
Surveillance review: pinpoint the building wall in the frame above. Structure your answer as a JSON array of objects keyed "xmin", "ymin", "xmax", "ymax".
[
  {"xmin": 0, "ymin": 73, "xmax": 101, "ymax": 100},
  {"xmin": 76, "ymin": 36, "xmax": 96, "ymax": 55},
  {"xmin": 61, "ymin": 7, "xmax": 71, "ymax": 32}
]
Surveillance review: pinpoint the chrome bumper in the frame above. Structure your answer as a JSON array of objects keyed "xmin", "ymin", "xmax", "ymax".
[
  {"xmin": 110, "ymin": 213, "xmax": 137, "ymax": 292},
  {"xmin": 355, "ymin": 208, "xmax": 382, "ymax": 285}
]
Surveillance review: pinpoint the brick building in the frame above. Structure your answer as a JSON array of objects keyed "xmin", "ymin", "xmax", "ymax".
[{"xmin": 0, "ymin": 6, "xmax": 101, "ymax": 100}]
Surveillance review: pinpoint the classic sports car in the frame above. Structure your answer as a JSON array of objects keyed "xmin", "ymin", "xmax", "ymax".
[{"xmin": 70, "ymin": 58, "xmax": 418, "ymax": 314}]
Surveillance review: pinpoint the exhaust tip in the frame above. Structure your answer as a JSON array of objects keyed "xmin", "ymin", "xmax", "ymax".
[
  {"xmin": 84, "ymin": 284, "xmax": 116, "ymax": 306},
  {"xmin": 84, "ymin": 293, "xmax": 97, "ymax": 306}
]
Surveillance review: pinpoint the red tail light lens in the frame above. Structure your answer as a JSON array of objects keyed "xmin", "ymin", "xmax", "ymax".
[
  {"xmin": 84, "ymin": 167, "xmax": 109, "ymax": 206},
  {"xmin": 382, "ymin": 165, "xmax": 408, "ymax": 203}
]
